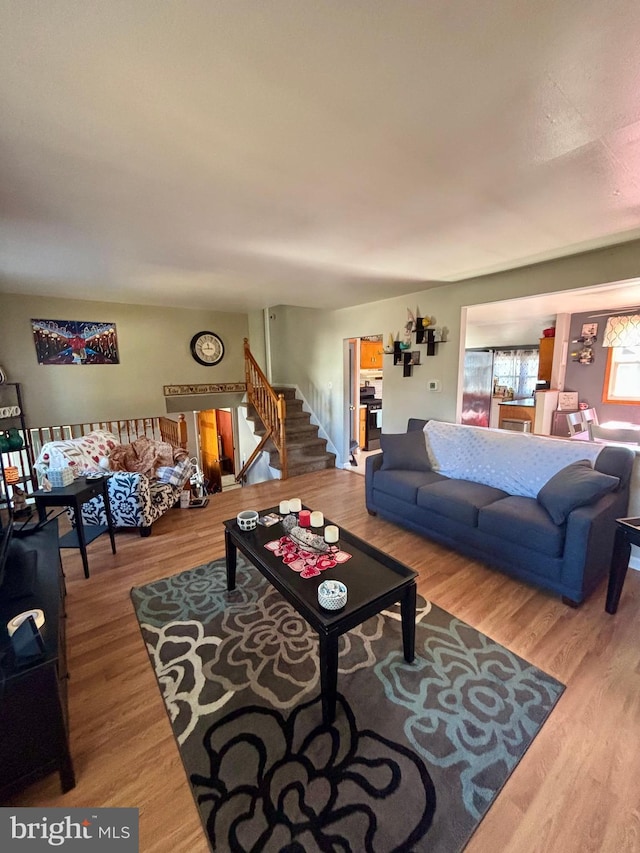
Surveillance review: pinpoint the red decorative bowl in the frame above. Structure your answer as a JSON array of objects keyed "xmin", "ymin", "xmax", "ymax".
[{"xmin": 542, "ymin": 327, "xmax": 556, "ymax": 337}]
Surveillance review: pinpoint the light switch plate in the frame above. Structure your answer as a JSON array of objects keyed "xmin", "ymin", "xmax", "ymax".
[{"xmin": 428, "ymin": 379, "xmax": 441, "ymax": 392}]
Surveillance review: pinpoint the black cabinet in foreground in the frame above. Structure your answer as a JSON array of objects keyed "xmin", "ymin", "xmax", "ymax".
[{"xmin": 0, "ymin": 519, "xmax": 75, "ymax": 799}]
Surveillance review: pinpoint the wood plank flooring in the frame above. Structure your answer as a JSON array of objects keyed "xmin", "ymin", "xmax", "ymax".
[{"xmin": 6, "ymin": 469, "xmax": 640, "ymax": 852}]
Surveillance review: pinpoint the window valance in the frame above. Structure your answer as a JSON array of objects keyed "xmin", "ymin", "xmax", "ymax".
[{"xmin": 602, "ymin": 314, "xmax": 640, "ymax": 347}]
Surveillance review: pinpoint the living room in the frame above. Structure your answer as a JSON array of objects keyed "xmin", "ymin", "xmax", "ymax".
[{"xmin": 2, "ymin": 3, "xmax": 640, "ymax": 851}]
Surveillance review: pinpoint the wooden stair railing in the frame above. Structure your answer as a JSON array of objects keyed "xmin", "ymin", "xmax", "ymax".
[
  {"xmin": 158, "ymin": 414, "xmax": 188, "ymax": 450},
  {"xmin": 237, "ymin": 338, "xmax": 288, "ymax": 482}
]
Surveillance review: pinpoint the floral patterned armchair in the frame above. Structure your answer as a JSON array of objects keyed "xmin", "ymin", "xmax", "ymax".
[{"xmin": 34, "ymin": 431, "xmax": 192, "ymax": 536}]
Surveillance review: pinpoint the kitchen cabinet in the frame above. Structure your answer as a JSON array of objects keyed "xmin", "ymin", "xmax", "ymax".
[
  {"xmin": 551, "ymin": 409, "xmax": 577, "ymax": 438},
  {"xmin": 498, "ymin": 402, "xmax": 535, "ymax": 432},
  {"xmin": 360, "ymin": 340, "xmax": 383, "ymax": 370},
  {"xmin": 538, "ymin": 337, "xmax": 554, "ymax": 383}
]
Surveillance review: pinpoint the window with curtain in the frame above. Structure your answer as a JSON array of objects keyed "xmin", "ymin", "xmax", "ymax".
[
  {"xmin": 493, "ymin": 349, "xmax": 539, "ymax": 398},
  {"xmin": 603, "ymin": 346, "xmax": 640, "ymax": 403},
  {"xmin": 602, "ymin": 314, "xmax": 640, "ymax": 404}
]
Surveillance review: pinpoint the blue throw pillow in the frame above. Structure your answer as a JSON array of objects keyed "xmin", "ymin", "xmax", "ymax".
[
  {"xmin": 381, "ymin": 430, "xmax": 431, "ymax": 471},
  {"xmin": 537, "ymin": 460, "xmax": 619, "ymax": 525}
]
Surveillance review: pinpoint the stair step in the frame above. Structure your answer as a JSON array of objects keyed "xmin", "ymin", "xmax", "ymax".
[
  {"xmin": 245, "ymin": 387, "xmax": 336, "ymax": 480},
  {"xmin": 265, "ymin": 435, "xmax": 327, "ymax": 455},
  {"xmin": 271, "ymin": 387, "xmax": 298, "ymax": 400},
  {"xmin": 253, "ymin": 421, "xmax": 318, "ymax": 442},
  {"xmin": 270, "ymin": 453, "xmax": 336, "ymax": 476},
  {"xmin": 246, "ymin": 403, "xmax": 308, "ymax": 422},
  {"xmin": 253, "ymin": 421, "xmax": 318, "ymax": 440}
]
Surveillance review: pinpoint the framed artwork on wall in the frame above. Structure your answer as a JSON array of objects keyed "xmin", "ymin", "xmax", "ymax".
[
  {"xmin": 557, "ymin": 391, "xmax": 579, "ymax": 411},
  {"xmin": 31, "ymin": 319, "xmax": 119, "ymax": 365},
  {"xmin": 581, "ymin": 322, "xmax": 598, "ymax": 339}
]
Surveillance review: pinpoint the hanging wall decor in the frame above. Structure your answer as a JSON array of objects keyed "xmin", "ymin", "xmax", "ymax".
[
  {"xmin": 571, "ymin": 323, "xmax": 597, "ymax": 364},
  {"xmin": 31, "ymin": 319, "xmax": 120, "ymax": 365}
]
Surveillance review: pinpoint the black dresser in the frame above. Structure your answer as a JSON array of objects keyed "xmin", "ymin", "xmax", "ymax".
[{"xmin": 0, "ymin": 519, "xmax": 75, "ymax": 799}]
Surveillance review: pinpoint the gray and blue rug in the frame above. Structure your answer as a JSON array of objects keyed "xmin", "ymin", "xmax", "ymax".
[{"xmin": 131, "ymin": 558, "xmax": 564, "ymax": 852}]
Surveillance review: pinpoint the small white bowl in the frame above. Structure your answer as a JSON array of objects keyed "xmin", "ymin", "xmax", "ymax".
[
  {"xmin": 317, "ymin": 580, "xmax": 347, "ymax": 610},
  {"xmin": 237, "ymin": 510, "xmax": 259, "ymax": 531}
]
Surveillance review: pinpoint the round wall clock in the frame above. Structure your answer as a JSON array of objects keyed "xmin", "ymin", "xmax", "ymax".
[{"xmin": 190, "ymin": 331, "xmax": 225, "ymax": 366}]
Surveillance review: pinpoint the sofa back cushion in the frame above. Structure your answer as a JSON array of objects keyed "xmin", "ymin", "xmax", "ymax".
[
  {"xmin": 35, "ymin": 430, "xmax": 120, "ymax": 478},
  {"xmin": 593, "ymin": 445, "xmax": 635, "ymax": 489},
  {"xmin": 537, "ymin": 460, "xmax": 620, "ymax": 524},
  {"xmin": 424, "ymin": 421, "xmax": 603, "ymax": 498},
  {"xmin": 407, "ymin": 418, "xmax": 429, "ymax": 433},
  {"xmin": 381, "ymin": 430, "xmax": 431, "ymax": 471}
]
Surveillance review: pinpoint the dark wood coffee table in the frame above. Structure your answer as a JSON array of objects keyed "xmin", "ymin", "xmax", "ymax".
[{"xmin": 223, "ymin": 506, "xmax": 417, "ymax": 724}]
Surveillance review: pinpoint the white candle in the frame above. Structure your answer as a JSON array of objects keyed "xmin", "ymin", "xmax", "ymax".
[
  {"xmin": 289, "ymin": 498, "xmax": 302, "ymax": 513},
  {"xmin": 310, "ymin": 511, "xmax": 324, "ymax": 527},
  {"xmin": 279, "ymin": 500, "xmax": 290, "ymax": 514},
  {"xmin": 324, "ymin": 525, "xmax": 339, "ymax": 543}
]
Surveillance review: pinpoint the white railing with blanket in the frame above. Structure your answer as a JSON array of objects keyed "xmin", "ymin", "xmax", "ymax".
[{"xmin": 30, "ymin": 414, "xmax": 187, "ymax": 458}]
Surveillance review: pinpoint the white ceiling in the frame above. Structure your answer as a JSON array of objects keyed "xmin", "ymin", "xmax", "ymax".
[{"xmin": 2, "ymin": 0, "xmax": 640, "ymax": 313}]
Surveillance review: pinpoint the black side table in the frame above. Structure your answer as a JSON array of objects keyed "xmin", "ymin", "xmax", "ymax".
[
  {"xmin": 33, "ymin": 476, "xmax": 116, "ymax": 578},
  {"xmin": 606, "ymin": 517, "xmax": 640, "ymax": 614}
]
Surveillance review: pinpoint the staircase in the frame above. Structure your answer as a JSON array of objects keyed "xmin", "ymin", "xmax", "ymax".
[{"xmin": 245, "ymin": 387, "xmax": 336, "ymax": 477}]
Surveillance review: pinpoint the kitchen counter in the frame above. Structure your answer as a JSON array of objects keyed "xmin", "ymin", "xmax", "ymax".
[
  {"xmin": 498, "ymin": 398, "xmax": 535, "ymax": 407},
  {"xmin": 497, "ymin": 398, "xmax": 536, "ymax": 431}
]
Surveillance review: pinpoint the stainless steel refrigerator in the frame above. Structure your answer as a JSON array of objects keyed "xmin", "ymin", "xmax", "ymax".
[{"xmin": 461, "ymin": 350, "xmax": 494, "ymax": 427}]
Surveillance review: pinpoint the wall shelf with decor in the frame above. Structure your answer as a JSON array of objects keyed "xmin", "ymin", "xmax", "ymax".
[
  {"xmin": 0, "ymin": 383, "xmax": 37, "ymax": 517},
  {"xmin": 415, "ymin": 324, "xmax": 445, "ymax": 355},
  {"xmin": 393, "ymin": 343, "xmax": 421, "ymax": 377},
  {"xmin": 391, "ymin": 318, "xmax": 446, "ymax": 376}
]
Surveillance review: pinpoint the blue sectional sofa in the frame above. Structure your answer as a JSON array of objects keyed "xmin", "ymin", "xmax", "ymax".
[{"xmin": 366, "ymin": 419, "xmax": 635, "ymax": 605}]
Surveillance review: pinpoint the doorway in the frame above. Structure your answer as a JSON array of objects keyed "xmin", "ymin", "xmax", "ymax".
[
  {"xmin": 348, "ymin": 338, "xmax": 359, "ymax": 461},
  {"xmin": 344, "ymin": 335, "xmax": 384, "ymax": 472},
  {"xmin": 197, "ymin": 409, "xmax": 237, "ymax": 493}
]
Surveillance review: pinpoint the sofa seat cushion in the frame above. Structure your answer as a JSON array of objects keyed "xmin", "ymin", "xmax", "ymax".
[
  {"xmin": 416, "ymin": 479, "xmax": 509, "ymax": 526},
  {"xmin": 373, "ymin": 469, "xmax": 447, "ymax": 503},
  {"xmin": 478, "ymin": 496, "xmax": 565, "ymax": 557}
]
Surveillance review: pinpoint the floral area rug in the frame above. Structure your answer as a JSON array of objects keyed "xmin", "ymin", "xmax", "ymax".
[{"xmin": 131, "ymin": 558, "xmax": 564, "ymax": 852}]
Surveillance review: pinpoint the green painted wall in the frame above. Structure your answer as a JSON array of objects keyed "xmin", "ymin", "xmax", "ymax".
[{"xmin": 0, "ymin": 293, "xmax": 249, "ymax": 426}]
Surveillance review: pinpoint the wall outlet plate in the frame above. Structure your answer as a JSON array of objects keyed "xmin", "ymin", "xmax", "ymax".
[{"xmin": 428, "ymin": 379, "xmax": 441, "ymax": 392}]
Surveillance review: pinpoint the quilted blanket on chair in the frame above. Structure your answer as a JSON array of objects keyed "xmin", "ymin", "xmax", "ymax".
[{"xmin": 108, "ymin": 435, "xmax": 186, "ymax": 478}]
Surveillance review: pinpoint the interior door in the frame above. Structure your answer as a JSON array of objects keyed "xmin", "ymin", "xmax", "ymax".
[
  {"xmin": 215, "ymin": 409, "xmax": 234, "ymax": 474},
  {"xmin": 197, "ymin": 410, "xmax": 222, "ymax": 493},
  {"xmin": 349, "ymin": 339, "xmax": 359, "ymax": 448}
]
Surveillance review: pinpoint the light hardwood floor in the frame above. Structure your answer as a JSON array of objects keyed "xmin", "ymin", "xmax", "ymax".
[{"xmin": 7, "ymin": 469, "xmax": 640, "ymax": 852}]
